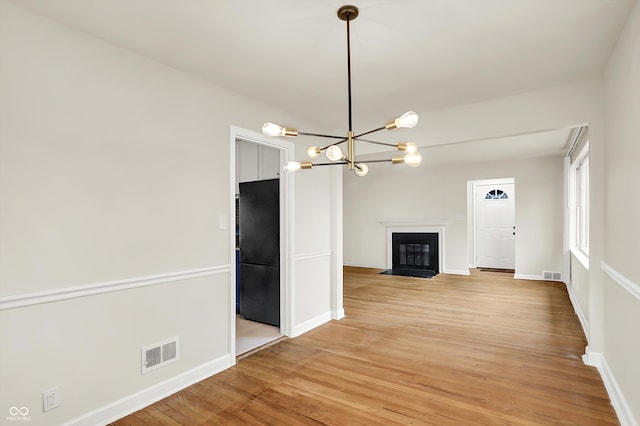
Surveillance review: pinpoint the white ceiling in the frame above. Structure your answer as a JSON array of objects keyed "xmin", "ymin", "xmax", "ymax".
[{"xmin": 9, "ymin": 0, "xmax": 635, "ymax": 159}]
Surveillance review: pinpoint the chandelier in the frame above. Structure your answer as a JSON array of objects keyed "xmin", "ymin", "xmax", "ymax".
[{"xmin": 261, "ymin": 5, "xmax": 421, "ymax": 177}]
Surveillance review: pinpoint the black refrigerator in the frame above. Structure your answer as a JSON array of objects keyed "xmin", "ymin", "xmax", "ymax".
[{"xmin": 238, "ymin": 179, "xmax": 280, "ymax": 327}]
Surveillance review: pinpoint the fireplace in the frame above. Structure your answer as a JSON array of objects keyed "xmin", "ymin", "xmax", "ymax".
[
  {"xmin": 392, "ymin": 232, "xmax": 439, "ymax": 275},
  {"xmin": 381, "ymin": 221, "xmax": 447, "ymax": 278}
]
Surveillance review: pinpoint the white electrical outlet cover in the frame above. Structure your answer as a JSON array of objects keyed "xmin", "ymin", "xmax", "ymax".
[
  {"xmin": 218, "ymin": 214, "xmax": 228, "ymax": 230},
  {"xmin": 43, "ymin": 386, "xmax": 59, "ymax": 412}
]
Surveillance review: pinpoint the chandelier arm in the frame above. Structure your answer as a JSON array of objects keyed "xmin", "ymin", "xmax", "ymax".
[
  {"xmin": 354, "ymin": 138, "xmax": 398, "ymax": 148},
  {"xmin": 298, "ymin": 131, "xmax": 348, "ymax": 139},
  {"xmin": 353, "ymin": 126, "xmax": 386, "ymax": 139},
  {"xmin": 310, "ymin": 161, "xmax": 349, "ymax": 167},
  {"xmin": 319, "ymin": 139, "xmax": 348, "ymax": 151},
  {"xmin": 359, "ymin": 158, "xmax": 395, "ymax": 164}
]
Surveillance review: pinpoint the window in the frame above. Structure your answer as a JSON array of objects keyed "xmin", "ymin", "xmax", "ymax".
[
  {"xmin": 570, "ymin": 142, "xmax": 589, "ymax": 258},
  {"xmin": 576, "ymin": 155, "xmax": 589, "ymax": 254},
  {"xmin": 485, "ymin": 189, "xmax": 508, "ymax": 200}
]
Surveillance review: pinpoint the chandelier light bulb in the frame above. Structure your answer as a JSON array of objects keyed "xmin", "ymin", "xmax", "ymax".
[
  {"xmin": 397, "ymin": 141, "xmax": 419, "ymax": 154},
  {"xmin": 404, "ymin": 142, "xmax": 418, "ymax": 154},
  {"xmin": 263, "ymin": 122, "xmax": 284, "ymax": 137},
  {"xmin": 283, "ymin": 161, "xmax": 302, "ymax": 173},
  {"xmin": 307, "ymin": 146, "xmax": 321, "ymax": 159},
  {"xmin": 395, "ymin": 111, "xmax": 419, "ymax": 128},
  {"xmin": 326, "ymin": 145, "xmax": 345, "ymax": 161},
  {"xmin": 263, "ymin": 122, "xmax": 298, "ymax": 137},
  {"xmin": 355, "ymin": 163, "xmax": 369, "ymax": 177},
  {"xmin": 404, "ymin": 152, "xmax": 423, "ymax": 167},
  {"xmin": 283, "ymin": 161, "xmax": 312, "ymax": 172}
]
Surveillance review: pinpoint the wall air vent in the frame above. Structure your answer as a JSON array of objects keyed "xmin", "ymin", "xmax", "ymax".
[
  {"xmin": 141, "ymin": 336, "xmax": 179, "ymax": 374},
  {"xmin": 543, "ymin": 271, "xmax": 563, "ymax": 281}
]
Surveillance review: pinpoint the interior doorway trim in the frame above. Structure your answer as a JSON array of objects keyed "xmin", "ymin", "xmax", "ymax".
[
  {"xmin": 229, "ymin": 126, "xmax": 295, "ymax": 363},
  {"xmin": 467, "ymin": 177, "xmax": 515, "ymax": 269}
]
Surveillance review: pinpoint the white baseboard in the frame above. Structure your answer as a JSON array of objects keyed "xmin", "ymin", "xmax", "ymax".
[
  {"xmin": 443, "ymin": 269, "xmax": 470, "ymax": 276},
  {"xmin": 344, "ymin": 263, "xmax": 470, "ymax": 276},
  {"xmin": 583, "ymin": 347, "xmax": 637, "ymax": 426},
  {"xmin": 68, "ymin": 354, "xmax": 232, "ymax": 426},
  {"xmin": 332, "ymin": 308, "xmax": 345, "ymax": 320},
  {"xmin": 582, "ymin": 346, "xmax": 603, "ymax": 367},
  {"xmin": 343, "ymin": 262, "xmax": 385, "ymax": 269},
  {"xmin": 293, "ymin": 311, "xmax": 332, "ymax": 337},
  {"xmin": 513, "ymin": 273, "xmax": 544, "ymax": 281},
  {"xmin": 565, "ymin": 281, "xmax": 589, "ymax": 338}
]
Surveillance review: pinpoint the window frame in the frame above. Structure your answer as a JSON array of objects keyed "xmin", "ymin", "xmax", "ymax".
[{"xmin": 569, "ymin": 141, "xmax": 590, "ymax": 266}]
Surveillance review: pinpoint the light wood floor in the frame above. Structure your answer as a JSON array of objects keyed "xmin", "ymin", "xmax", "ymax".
[{"xmin": 113, "ymin": 267, "xmax": 618, "ymax": 425}]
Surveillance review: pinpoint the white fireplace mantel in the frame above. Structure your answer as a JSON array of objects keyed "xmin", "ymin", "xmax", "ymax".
[
  {"xmin": 381, "ymin": 220, "xmax": 448, "ymax": 275},
  {"xmin": 380, "ymin": 220, "xmax": 450, "ymax": 227}
]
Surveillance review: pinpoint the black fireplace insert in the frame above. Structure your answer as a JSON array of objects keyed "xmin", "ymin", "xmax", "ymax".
[{"xmin": 381, "ymin": 232, "xmax": 439, "ymax": 278}]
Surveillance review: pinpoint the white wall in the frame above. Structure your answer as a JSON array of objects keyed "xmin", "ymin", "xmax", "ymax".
[
  {"xmin": 570, "ymin": 256, "xmax": 590, "ymax": 328},
  {"xmin": 293, "ymin": 166, "xmax": 334, "ymax": 332},
  {"xmin": 343, "ymin": 153, "xmax": 564, "ymax": 277},
  {"xmin": 601, "ymin": 1, "xmax": 640, "ymax": 423},
  {"xmin": 343, "ymin": 76, "xmax": 605, "ymax": 277},
  {"xmin": 0, "ymin": 2, "xmax": 335, "ymax": 424},
  {"xmin": 603, "ymin": 2, "xmax": 640, "ymax": 286}
]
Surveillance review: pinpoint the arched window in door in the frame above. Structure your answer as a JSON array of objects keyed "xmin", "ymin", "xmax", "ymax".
[{"xmin": 485, "ymin": 189, "xmax": 508, "ymax": 200}]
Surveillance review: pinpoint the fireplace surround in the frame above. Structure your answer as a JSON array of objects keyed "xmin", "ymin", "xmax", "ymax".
[{"xmin": 381, "ymin": 221, "xmax": 447, "ymax": 278}]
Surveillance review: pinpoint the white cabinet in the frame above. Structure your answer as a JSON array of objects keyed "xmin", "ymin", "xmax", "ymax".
[
  {"xmin": 237, "ymin": 142, "xmax": 259, "ymax": 183},
  {"xmin": 258, "ymin": 144, "xmax": 280, "ymax": 180},
  {"xmin": 236, "ymin": 142, "xmax": 281, "ymax": 192}
]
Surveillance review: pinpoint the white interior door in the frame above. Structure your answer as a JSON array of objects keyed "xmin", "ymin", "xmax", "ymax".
[{"xmin": 476, "ymin": 183, "xmax": 515, "ymax": 269}]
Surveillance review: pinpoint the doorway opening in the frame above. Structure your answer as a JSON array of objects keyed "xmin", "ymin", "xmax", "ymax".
[
  {"xmin": 230, "ymin": 126, "xmax": 294, "ymax": 360},
  {"xmin": 236, "ymin": 176, "xmax": 282, "ymax": 354},
  {"xmin": 468, "ymin": 178, "xmax": 516, "ymax": 272}
]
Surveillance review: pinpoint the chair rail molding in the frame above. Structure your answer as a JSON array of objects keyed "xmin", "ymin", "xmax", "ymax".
[
  {"xmin": 601, "ymin": 261, "xmax": 640, "ymax": 301},
  {"xmin": 0, "ymin": 265, "xmax": 230, "ymax": 311},
  {"xmin": 295, "ymin": 250, "xmax": 333, "ymax": 262}
]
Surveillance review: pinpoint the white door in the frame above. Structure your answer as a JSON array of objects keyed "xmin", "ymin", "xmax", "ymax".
[{"xmin": 476, "ymin": 183, "xmax": 515, "ymax": 269}]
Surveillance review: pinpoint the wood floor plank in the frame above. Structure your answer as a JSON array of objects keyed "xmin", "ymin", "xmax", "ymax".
[{"xmin": 111, "ymin": 267, "xmax": 618, "ymax": 425}]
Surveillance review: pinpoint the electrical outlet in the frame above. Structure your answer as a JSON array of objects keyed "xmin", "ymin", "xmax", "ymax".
[{"xmin": 43, "ymin": 387, "xmax": 59, "ymax": 412}]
